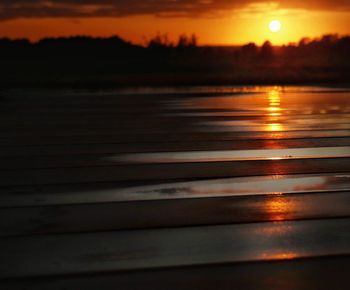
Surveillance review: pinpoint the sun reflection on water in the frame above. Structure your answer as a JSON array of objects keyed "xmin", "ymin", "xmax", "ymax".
[
  {"xmin": 269, "ymin": 112, "xmax": 281, "ymax": 117},
  {"xmin": 265, "ymin": 196, "xmax": 293, "ymax": 221},
  {"xmin": 268, "ymin": 157, "xmax": 283, "ymax": 160},
  {"xmin": 267, "ymin": 123, "xmax": 284, "ymax": 132},
  {"xmin": 266, "ymin": 87, "xmax": 284, "ymax": 132}
]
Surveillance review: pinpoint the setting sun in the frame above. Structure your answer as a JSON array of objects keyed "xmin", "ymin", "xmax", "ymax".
[{"xmin": 269, "ymin": 20, "xmax": 282, "ymax": 33}]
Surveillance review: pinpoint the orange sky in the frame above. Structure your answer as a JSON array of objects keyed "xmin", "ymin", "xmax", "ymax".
[{"xmin": 1, "ymin": 1, "xmax": 350, "ymax": 45}]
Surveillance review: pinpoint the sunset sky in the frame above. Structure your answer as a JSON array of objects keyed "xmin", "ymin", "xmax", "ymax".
[{"xmin": 1, "ymin": 1, "xmax": 350, "ymax": 45}]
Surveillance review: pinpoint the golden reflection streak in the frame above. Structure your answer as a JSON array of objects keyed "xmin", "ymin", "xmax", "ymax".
[
  {"xmin": 267, "ymin": 123, "xmax": 283, "ymax": 132},
  {"xmin": 266, "ymin": 87, "xmax": 284, "ymax": 132},
  {"xmin": 268, "ymin": 107, "xmax": 281, "ymax": 112},
  {"xmin": 265, "ymin": 196, "xmax": 293, "ymax": 221},
  {"xmin": 268, "ymin": 157, "xmax": 283, "ymax": 160},
  {"xmin": 262, "ymin": 89, "xmax": 296, "ymax": 262},
  {"xmin": 259, "ymin": 197, "xmax": 299, "ymax": 261}
]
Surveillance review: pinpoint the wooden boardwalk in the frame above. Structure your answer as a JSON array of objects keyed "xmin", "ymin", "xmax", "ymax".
[{"xmin": 1, "ymin": 87, "xmax": 350, "ymax": 289}]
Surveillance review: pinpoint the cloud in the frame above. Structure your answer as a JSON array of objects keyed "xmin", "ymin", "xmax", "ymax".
[{"xmin": 0, "ymin": 0, "xmax": 349, "ymax": 20}]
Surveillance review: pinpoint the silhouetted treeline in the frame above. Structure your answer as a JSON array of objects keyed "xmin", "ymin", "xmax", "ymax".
[{"xmin": 1, "ymin": 34, "xmax": 350, "ymax": 87}]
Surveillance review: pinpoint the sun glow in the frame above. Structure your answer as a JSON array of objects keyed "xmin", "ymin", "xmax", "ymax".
[{"xmin": 269, "ymin": 20, "xmax": 281, "ymax": 33}]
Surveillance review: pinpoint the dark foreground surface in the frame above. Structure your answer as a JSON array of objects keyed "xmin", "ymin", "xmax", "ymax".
[{"xmin": 1, "ymin": 85, "xmax": 350, "ymax": 289}]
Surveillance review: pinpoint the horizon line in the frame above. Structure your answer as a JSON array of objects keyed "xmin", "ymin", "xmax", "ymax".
[{"xmin": 1, "ymin": 33, "xmax": 348, "ymax": 47}]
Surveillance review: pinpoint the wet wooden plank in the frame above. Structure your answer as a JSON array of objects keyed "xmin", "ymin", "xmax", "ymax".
[
  {"xmin": 1, "ymin": 137, "xmax": 350, "ymax": 157},
  {"xmin": 3, "ymin": 131, "xmax": 350, "ymax": 146},
  {"xmin": 2, "ymin": 255, "xmax": 350, "ymax": 290},
  {"xmin": 3, "ymin": 114, "xmax": 350, "ymax": 128},
  {"xmin": 1, "ymin": 218, "xmax": 350, "ymax": 279},
  {"xmin": 1, "ymin": 146, "xmax": 349, "ymax": 169},
  {"xmin": 1, "ymin": 173, "xmax": 349, "ymax": 207},
  {"xmin": 1, "ymin": 157, "xmax": 350, "ymax": 186},
  {"xmin": 117, "ymin": 147, "xmax": 350, "ymax": 164},
  {"xmin": 5, "ymin": 128, "xmax": 350, "ymax": 137},
  {"xmin": 1, "ymin": 191, "xmax": 350, "ymax": 237},
  {"xmin": 3, "ymin": 123, "xmax": 350, "ymax": 135}
]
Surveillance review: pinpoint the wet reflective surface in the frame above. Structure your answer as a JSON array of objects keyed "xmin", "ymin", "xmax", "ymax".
[
  {"xmin": 168, "ymin": 87, "xmax": 350, "ymax": 135},
  {"xmin": 113, "ymin": 87, "xmax": 350, "ymax": 164},
  {"xmin": 116, "ymin": 146, "xmax": 350, "ymax": 163},
  {"xmin": 2, "ymin": 218, "xmax": 350, "ymax": 278},
  {"xmin": 2, "ymin": 173, "xmax": 349, "ymax": 207},
  {"xmin": 123, "ymin": 173, "xmax": 350, "ymax": 200},
  {"xmin": 2, "ymin": 86, "xmax": 350, "ymax": 284}
]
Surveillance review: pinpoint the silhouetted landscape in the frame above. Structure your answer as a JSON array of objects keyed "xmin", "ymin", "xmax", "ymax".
[{"xmin": 1, "ymin": 34, "xmax": 350, "ymax": 87}]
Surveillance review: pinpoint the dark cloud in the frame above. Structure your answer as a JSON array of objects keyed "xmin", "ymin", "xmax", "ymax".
[{"xmin": 0, "ymin": 0, "xmax": 349, "ymax": 20}]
